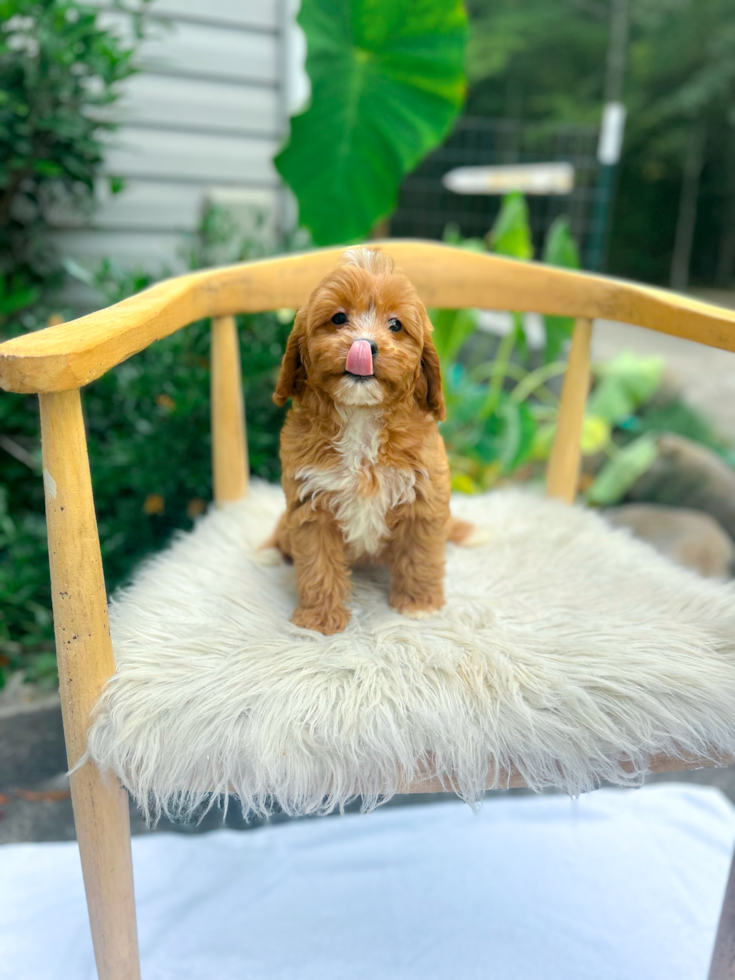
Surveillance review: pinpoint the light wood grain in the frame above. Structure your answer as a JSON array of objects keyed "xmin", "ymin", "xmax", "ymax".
[
  {"xmin": 3, "ymin": 241, "xmax": 735, "ymax": 393},
  {"xmin": 709, "ymin": 848, "xmax": 735, "ymax": 979},
  {"xmin": 40, "ymin": 390, "xmax": 140, "ymax": 980},
  {"xmin": 210, "ymin": 315, "xmax": 249, "ymax": 505},
  {"xmin": 546, "ymin": 317, "xmax": 593, "ymax": 503}
]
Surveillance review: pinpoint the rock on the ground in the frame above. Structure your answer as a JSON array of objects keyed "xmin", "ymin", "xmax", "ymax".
[
  {"xmin": 606, "ymin": 503, "xmax": 734, "ymax": 578},
  {"xmin": 627, "ymin": 434, "xmax": 735, "ymax": 543}
]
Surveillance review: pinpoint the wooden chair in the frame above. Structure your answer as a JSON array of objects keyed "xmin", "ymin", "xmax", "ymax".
[{"xmin": 1, "ymin": 241, "xmax": 734, "ymax": 980}]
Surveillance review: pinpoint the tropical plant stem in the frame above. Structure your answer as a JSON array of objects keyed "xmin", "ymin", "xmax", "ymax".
[
  {"xmin": 511, "ymin": 361, "xmax": 567, "ymax": 403},
  {"xmin": 482, "ymin": 317, "xmax": 518, "ymax": 417}
]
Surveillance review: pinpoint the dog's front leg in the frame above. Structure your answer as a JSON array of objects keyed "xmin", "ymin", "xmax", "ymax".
[
  {"xmin": 290, "ymin": 514, "xmax": 351, "ymax": 635},
  {"xmin": 388, "ymin": 516, "xmax": 446, "ymax": 619}
]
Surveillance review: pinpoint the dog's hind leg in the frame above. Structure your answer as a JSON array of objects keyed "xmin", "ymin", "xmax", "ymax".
[
  {"xmin": 447, "ymin": 516, "xmax": 492, "ymax": 548},
  {"xmin": 255, "ymin": 511, "xmax": 293, "ymax": 565}
]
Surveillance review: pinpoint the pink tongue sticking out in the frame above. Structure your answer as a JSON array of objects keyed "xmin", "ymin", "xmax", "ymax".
[{"xmin": 345, "ymin": 339, "xmax": 373, "ymax": 376}]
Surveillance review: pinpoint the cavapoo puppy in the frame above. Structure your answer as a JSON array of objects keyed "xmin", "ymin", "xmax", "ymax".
[{"xmin": 262, "ymin": 247, "xmax": 475, "ymax": 635}]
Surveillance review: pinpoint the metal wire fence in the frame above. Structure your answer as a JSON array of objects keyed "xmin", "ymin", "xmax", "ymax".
[{"xmin": 391, "ymin": 117, "xmax": 606, "ymax": 267}]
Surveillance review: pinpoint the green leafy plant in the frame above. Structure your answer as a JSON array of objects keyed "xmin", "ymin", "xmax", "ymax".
[
  {"xmin": 576, "ymin": 352, "xmax": 665, "ymax": 505},
  {"xmin": 627, "ymin": 398, "xmax": 735, "ymax": 470},
  {"xmin": 437, "ymin": 228, "xmax": 732, "ymax": 506},
  {"xmin": 0, "ymin": 0, "xmax": 153, "ymax": 689},
  {"xmin": 0, "ymin": 0, "xmax": 147, "ymax": 313},
  {"xmin": 585, "ymin": 436, "xmax": 659, "ymax": 507},
  {"xmin": 432, "ymin": 193, "xmax": 696, "ymax": 503},
  {"xmin": 541, "ymin": 217, "xmax": 579, "ymax": 364},
  {"xmin": 275, "ymin": 0, "xmax": 468, "ymax": 245},
  {"xmin": 0, "ymin": 209, "xmax": 293, "ymax": 689},
  {"xmin": 435, "ymin": 192, "xmax": 584, "ymax": 492}
]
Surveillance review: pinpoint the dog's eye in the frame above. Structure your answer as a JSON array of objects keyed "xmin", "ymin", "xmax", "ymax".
[
  {"xmin": 331, "ymin": 312, "xmax": 348, "ymax": 325},
  {"xmin": 388, "ymin": 318, "xmax": 402, "ymax": 333}
]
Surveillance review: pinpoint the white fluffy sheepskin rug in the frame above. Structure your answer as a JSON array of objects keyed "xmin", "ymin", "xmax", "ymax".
[{"xmin": 87, "ymin": 481, "xmax": 735, "ymax": 821}]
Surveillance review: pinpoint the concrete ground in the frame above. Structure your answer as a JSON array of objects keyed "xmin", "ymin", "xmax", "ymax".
[{"xmin": 2, "ymin": 298, "xmax": 735, "ymax": 844}]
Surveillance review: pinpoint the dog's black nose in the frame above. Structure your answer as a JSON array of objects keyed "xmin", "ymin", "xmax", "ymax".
[{"xmin": 357, "ymin": 338, "xmax": 379, "ymax": 357}]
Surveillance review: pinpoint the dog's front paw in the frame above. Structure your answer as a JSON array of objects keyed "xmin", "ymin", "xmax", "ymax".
[
  {"xmin": 390, "ymin": 592, "xmax": 444, "ymax": 620},
  {"xmin": 291, "ymin": 604, "xmax": 351, "ymax": 635}
]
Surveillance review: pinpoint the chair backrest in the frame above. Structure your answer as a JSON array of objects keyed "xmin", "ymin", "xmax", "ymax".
[{"xmin": 1, "ymin": 240, "xmax": 734, "ymax": 507}]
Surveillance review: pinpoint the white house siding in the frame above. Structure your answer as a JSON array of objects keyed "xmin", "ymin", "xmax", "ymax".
[{"xmin": 54, "ymin": 0, "xmax": 286, "ymax": 280}]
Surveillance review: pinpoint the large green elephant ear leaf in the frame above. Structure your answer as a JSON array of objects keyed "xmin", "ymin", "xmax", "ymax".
[{"xmin": 275, "ymin": 0, "xmax": 468, "ymax": 246}]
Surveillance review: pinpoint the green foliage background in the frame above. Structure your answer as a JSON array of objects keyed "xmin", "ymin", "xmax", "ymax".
[
  {"xmin": 1, "ymin": 218, "xmax": 290, "ymax": 689},
  {"xmin": 466, "ymin": 0, "xmax": 735, "ymax": 286},
  {"xmin": 0, "ymin": 3, "xmax": 291, "ymax": 687},
  {"xmin": 0, "ymin": 0, "xmax": 144, "ymax": 308}
]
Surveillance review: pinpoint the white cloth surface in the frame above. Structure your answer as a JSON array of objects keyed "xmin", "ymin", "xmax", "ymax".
[{"xmin": 1, "ymin": 784, "xmax": 733, "ymax": 980}]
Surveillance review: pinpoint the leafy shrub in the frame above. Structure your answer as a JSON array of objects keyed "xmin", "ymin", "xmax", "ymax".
[
  {"xmin": 434, "ymin": 192, "xmax": 583, "ymax": 492},
  {"xmin": 435, "ymin": 192, "xmax": 735, "ymax": 506},
  {"xmin": 0, "ymin": 0, "xmax": 145, "ymax": 311},
  {"xmin": 0, "ymin": 0, "xmax": 151, "ymax": 687},
  {"xmin": 0, "ymin": 211, "xmax": 292, "ymax": 689}
]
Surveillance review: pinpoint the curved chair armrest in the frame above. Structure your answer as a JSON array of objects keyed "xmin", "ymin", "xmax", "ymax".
[{"xmin": 2, "ymin": 240, "xmax": 735, "ymax": 394}]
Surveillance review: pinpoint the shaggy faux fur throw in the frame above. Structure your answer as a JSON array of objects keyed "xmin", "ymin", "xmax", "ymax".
[{"xmin": 87, "ymin": 481, "xmax": 735, "ymax": 821}]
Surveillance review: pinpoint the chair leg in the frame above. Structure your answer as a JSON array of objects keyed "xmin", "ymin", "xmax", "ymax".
[
  {"xmin": 40, "ymin": 390, "xmax": 140, "ymax": 980},
  {"xmin": 708, "ymin": 847, "xmax": 735, "ymax": 979}
]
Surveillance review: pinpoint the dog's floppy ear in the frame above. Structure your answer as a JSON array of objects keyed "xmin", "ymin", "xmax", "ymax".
[
  {"xmin": 273, "ymin": 309, "xmax": 307, "ymax": 406},
  {"xmin": 414, "ymin": 316, "xmax": 446, "ymax": 421}
]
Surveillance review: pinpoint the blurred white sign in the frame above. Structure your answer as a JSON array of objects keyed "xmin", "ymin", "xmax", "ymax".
[
  {"xmin": 442, "ymin": 162, "xmax": 575, "ymax": 196},
  {"xmin": 597, "ymin": 102, "xmax": 627, "ymax": 165}
]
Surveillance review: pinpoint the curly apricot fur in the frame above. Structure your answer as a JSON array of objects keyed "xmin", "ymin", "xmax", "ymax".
[{"xmin": 266, "ymin": 248, "xmax": 462, "ymax": 634}]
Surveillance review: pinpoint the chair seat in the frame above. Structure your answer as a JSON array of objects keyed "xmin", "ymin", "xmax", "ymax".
[{"xmin": 88, "ymin": 481, "xmax": 735, "ymax": 821}]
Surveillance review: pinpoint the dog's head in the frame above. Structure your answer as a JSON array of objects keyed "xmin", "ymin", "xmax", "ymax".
[{"xmin": 273, "ymin": 248, "xmax": 445, "ymax": 420}]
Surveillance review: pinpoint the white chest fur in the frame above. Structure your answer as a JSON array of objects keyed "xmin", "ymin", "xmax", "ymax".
[{"xmin": 295, "ymin": 407, "xmax": 417, "ymax": 555}]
